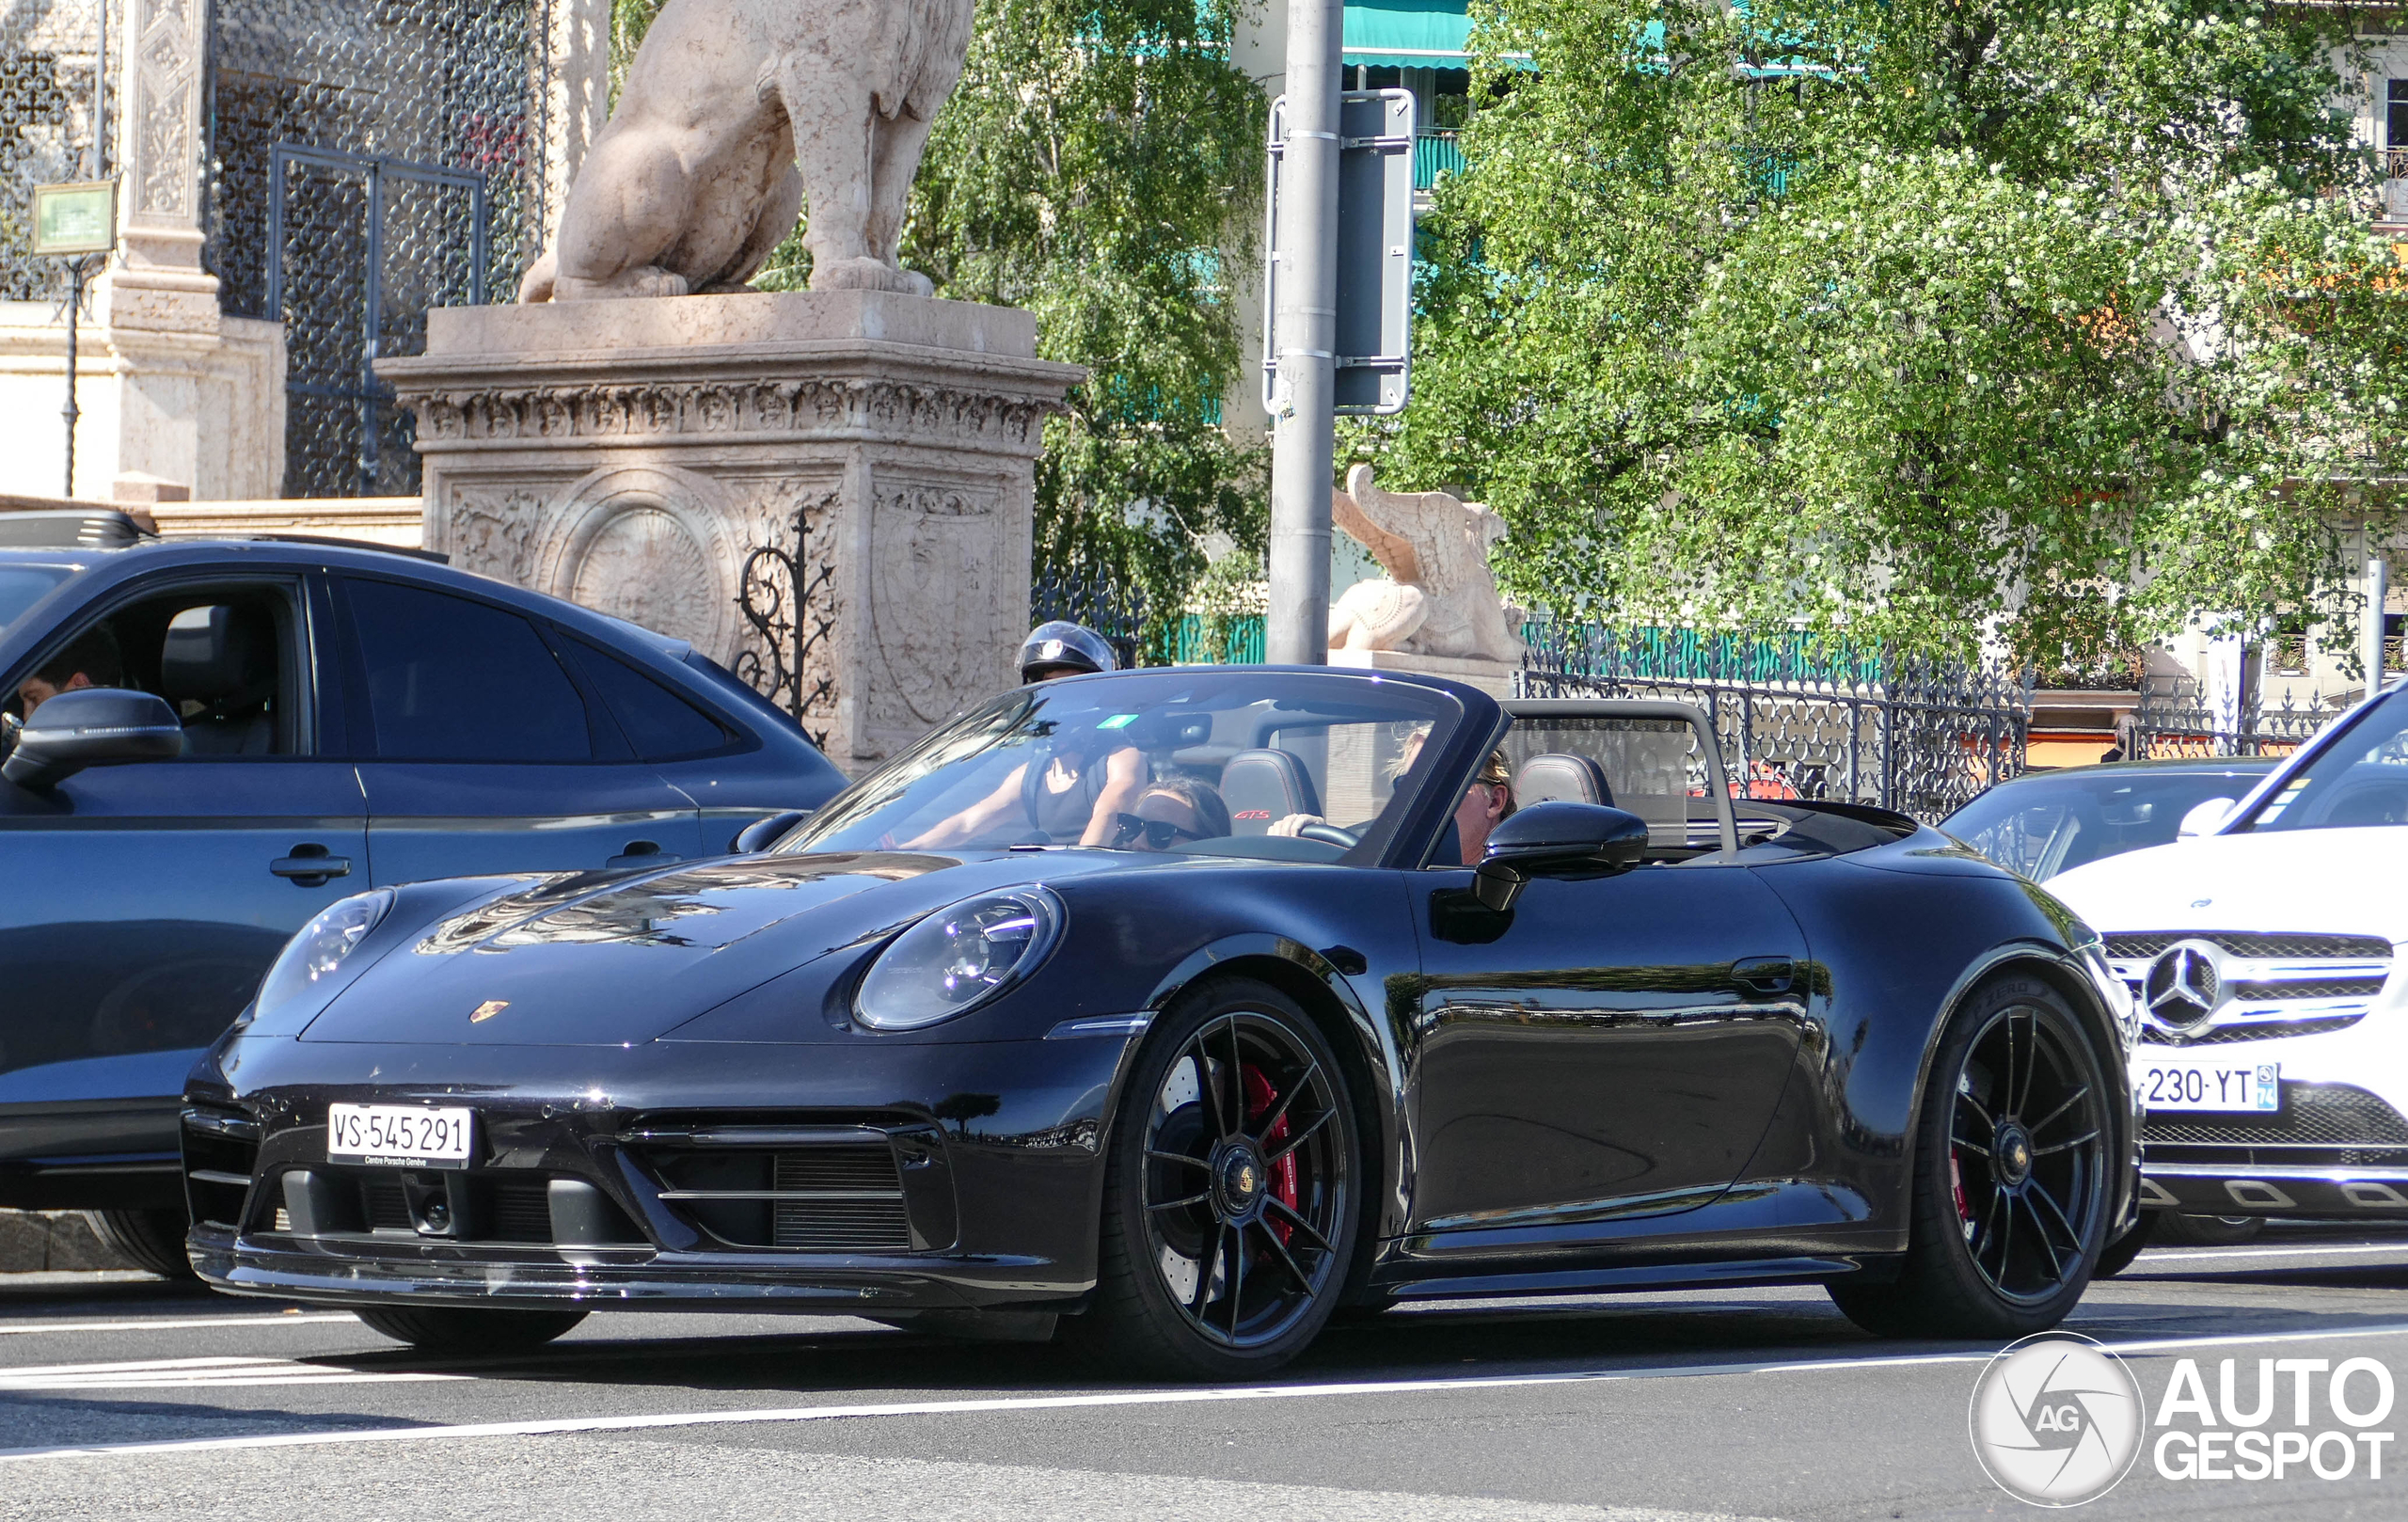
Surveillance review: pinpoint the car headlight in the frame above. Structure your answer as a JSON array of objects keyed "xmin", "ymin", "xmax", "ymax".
[
  {"xmin": 246, "ymin": 889, "xmax": 396, "ymax": 1026},
  {"xmin": 854, "ymin": 889, "xmax": 1062, "ymax": 1032}
]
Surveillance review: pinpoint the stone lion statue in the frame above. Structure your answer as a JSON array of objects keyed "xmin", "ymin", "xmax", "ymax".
[
  {"xmin": 1327, "ymin": 465, "xmax": 1524, "ymax": 665},
  {"xmin": 520, "ymin": 0, "xmax": 976, "ymax": 302}
]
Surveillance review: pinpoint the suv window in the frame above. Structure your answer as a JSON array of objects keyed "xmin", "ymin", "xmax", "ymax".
[
  {"xmin": 7, "ymin": 581, "xmax": 301, "ymax": 757},
  {"xmin": 345, "ymin": 579, "xmax": 591, "ymax": 762},
  {"xmin": 564, "ymin": 636, "xmax": 735, "ymax": 761}
]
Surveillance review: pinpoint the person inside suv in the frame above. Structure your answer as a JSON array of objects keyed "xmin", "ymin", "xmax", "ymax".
[{"xmin": 14, "ymin": 626, "xmax": 122, "ymax": 718}]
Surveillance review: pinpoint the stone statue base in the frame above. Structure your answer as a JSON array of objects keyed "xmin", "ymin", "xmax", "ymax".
[
  {"xmin": 1329, "ymin": 647, "xmax": 1519, "ymax": 698},
  {"xmin": 381, "ymin": 292, "xmax": 1082, "ymax": 772}
]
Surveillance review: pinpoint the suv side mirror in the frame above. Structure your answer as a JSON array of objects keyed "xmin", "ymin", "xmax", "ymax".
[
  {"xmin": 2177, "ymin": 797, "xmax": 2238, "ymax": 839},
  {"xmin": 2, "ymin": 688, "xmax": 184, "ymax": 789},
  {"xmin": 1473, "ymin": 801, "xmax": 1651, "ymax": 912},
  {"xmin": 731, "ymin": 809, "xmax": 811, "ymax": 855}
]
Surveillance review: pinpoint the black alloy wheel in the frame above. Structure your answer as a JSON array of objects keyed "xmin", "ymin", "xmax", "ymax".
[
  {"xmin": 1070, "ymin": 978, "xmax": 1358, "ymax": 1379},
  {"xmin": 353, "ymin": 1305, "xmax": 589, "ymax": 1354},
  {"xmin": 2151, "ymin": 1212, "xmax": 2263, "ymax": 1247},
  {"xmin": 1830, "ymin": 977, "xmax": 2114, "ymax": 1338}
]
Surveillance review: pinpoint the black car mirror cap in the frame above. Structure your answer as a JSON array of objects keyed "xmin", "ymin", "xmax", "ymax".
[
  {"xmin": 1473, "ymin": 801, "xmax": 1651, "ymax": 912},
  {"xmin": 732, "ymin": 809, "xmax": 812, "ymax": 855},
  {"xmin": 1, "ymin": 688, "xmax": 184, "ymax": 789}
]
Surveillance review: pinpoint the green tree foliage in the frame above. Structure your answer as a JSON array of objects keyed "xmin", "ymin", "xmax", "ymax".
[
  {"xmin": 608, "ymin": 0, "xmax": 1265, "ymax": 649},
  {"xmin": 1367, "ymin": 0, "xmax": 2406, "ymax": 664}
]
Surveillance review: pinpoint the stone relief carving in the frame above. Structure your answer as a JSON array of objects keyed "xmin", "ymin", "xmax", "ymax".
[
  {"xmin": 445, "ymin": 487, "xmax": 552, "ymax": 585},
  {"xmin": 870, "ymin": 481, "xmax": 1005, "ymax": 727},
  {"xmin": 392, "ymin": 379, "xmax": 1050, "ymax": 449},
  {"xmin": 520, "ymin": 0, "xmax": 976, "ymax": 302},
  {"xmin": 568, "ymin": 506, "xmax": 721, "ymax": 645},
  {"xmin": 129, "ymin": 0, "xmax": 202, "ymax": 221},
  {"xmin": 1327, "ymin": 464, "xmax": 1525, "ymax": 666}
]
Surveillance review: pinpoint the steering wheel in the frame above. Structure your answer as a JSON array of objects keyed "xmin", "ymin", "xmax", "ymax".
[{"xmin": 1295, "ymin": 821, "xmax": 1359, "ymax": 849}]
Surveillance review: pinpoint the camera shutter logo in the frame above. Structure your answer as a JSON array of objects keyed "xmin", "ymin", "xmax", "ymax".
[{"xmin": 1969, "ymin": 1333, "xmax": 2145, "ymax": 1506}]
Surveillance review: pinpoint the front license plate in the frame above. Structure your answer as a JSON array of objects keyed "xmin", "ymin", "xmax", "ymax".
[
  {"xmin": 2133, "ymin": 1057, "xmax": 2281, "ymax": 1113},
  {"xmin": 326, "ymin": 1103, "xmax": 474, "ymax": 1167}
]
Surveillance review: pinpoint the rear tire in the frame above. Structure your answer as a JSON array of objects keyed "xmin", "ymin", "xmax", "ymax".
[
  {"xmin": 1064, "ymin": 977, "xmax": 1359, "ymax": 1380},
  {"xmin": 2152, "ymin": 1212, "xmax": 2262, "ymax": 1246},
  {"xmin": 86, "ymin": 1208, "xmax": 196, "ymax": 1278},
  {"xmin": 1830, "ymin": 976, "xmax": 2114, "ymax": 1338},
  {"xmin": 353, "ymin": 1305, "xmax": 587, "ymax": 1353}
]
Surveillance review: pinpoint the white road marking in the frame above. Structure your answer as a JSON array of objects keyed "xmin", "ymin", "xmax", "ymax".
[
  {"xmin": 0, "ymin": 1313, "xmax": 356, "ymax": 1338},
  {"xmin": 8, "ymin": 1320, "xmax": 2408, "ymax": 1463},
  {"xmin": 2137, "ymin": 1242, "xmax": 2408, "ymax": 1264},
  {"xmin": 0, "ymin": 1356, "xmax": 462, "ymax": 1392}
]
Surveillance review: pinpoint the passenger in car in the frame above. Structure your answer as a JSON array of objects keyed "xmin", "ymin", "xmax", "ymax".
[
  {"xmin": 15, "ymin": 626, "xmax": 122, "ymax": 717},
  {"xmin": 1270, "ymin": 743, "xmax": 1516, "ymax": 864},
  {"xmin": 1110, "ymin": 776, "xmax": 1233, "ymax": 851}
]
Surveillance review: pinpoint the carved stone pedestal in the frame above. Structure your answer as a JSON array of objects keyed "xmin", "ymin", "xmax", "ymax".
[
  {"xmin": 381, "ymin": 292, "xmax": 1082, "ymax": 772},
  {"xmin": 1328, "ymin": 648, "xmax": 1520, "ymax": 698}
]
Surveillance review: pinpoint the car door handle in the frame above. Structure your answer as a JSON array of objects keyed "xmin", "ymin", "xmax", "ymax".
[
  {"xmin": 1732, "ymin": 957, "xmax": 1796, "ymax": 994},
  {"xmin": 271, "ymin": 844, "xmax": 352, "ymax": 886}
]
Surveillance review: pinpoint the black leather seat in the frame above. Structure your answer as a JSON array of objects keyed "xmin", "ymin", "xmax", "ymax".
[
  {"xmin": 1220, "ymin": 748, "xmax": 1322, "ymax": 835},
  {"xmin": 163, "ymin": 605, "xmax": 277, "ymax": 756},
  {"xmin": 1515, "ymin": 753, "xmax": 1615, "ymax": 808}
]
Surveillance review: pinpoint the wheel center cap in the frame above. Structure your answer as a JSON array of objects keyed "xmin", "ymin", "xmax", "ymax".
[
  {"xmin": 1216, "ymin": 1145, "xmax": 1264, "ymax": 1214},
  {"xmin": 1994, "ymin": 1122, "xmax": 2034, "ymax": 1185}
]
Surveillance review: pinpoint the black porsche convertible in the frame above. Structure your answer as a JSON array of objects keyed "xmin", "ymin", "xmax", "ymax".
[{"xmin": 185, "ymin": 667, "xmax": 2140, "ymax": 1377}]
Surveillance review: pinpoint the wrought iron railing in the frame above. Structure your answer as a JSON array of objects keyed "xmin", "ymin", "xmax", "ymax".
[
  {"xmin": 2127, "ymin": 678, "xmax": 2332, "ymax": 760},
  {"xmin": 1, "ymin": 0, "xmax": 112, "ymax": 304},
  {"xmin": 731, "ymin": 493, "xmax": 838, "ymax": 748},
  {"xmin": 1522, "ymin": 624, "xmax": 2035, "ymax": 822}
]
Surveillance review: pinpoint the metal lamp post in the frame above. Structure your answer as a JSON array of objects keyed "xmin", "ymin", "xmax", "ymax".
[{"xmin": 1265, "ymin": 0, "xmax": 1344, "ymax": 666}]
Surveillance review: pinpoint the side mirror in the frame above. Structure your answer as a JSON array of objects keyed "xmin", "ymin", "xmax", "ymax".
[
  {"xmin": 2, "ymin": 688, "xmax": 184, "ymax": 789},
  {"xmin": 2177, "ymin": 797, "xmax": 2238, "ymax": 839},
  {"xmin": 731, "ymin": 809, "xmax": 811, "ymax": 855},
  {"xmin": 1473, "ymin": 801, "xmax": 1651, "ymax": 912}
]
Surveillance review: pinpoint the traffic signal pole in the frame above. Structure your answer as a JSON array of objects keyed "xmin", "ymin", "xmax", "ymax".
[{"xmin": 1265, "ymin": 0, "xmax": 1343, "ymax": 666}]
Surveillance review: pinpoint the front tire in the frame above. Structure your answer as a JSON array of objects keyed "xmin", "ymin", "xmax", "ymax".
[
  {"xmin": 353, "ymin": 1305, "xmax": 588, "ymax": 1353},
  {"xmin": 86, "ymin": 1208, "xmax": 196, "ymax": 1278},
  {"xmin": 2152, "ymin": 1212, "xmax": 2263, "ymax": 1246},
  {"xmin": 1067, "ymin": 977, "xmax": 1359, "ymax": 1380},
  {"xmin": 1830, "ymin": 976, "xmax": 2114, "ymax": 1338}
]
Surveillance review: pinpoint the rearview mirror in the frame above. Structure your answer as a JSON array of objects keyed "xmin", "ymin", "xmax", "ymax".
[
  {"xmin": 1473, "ymin": 801, "xmax": 1651, "ymax": 912},
  {"xmin": 2, "ymin": 688, "xmax": 184, "ymax": 789},
  {"xmin": 2177, "ymin": 797, "xmax": 2238, "ymax": 839}
]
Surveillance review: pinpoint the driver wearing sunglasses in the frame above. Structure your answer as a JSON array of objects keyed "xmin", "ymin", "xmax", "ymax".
[{"xmin": 1108, "ymin": 776, "xmax": 1232, "ymax": 852}]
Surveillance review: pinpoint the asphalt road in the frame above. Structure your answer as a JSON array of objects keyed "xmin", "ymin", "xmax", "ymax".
[{"xmin": 3, "ymin": 1229, "xmax": 2407, "ymax": 1521}]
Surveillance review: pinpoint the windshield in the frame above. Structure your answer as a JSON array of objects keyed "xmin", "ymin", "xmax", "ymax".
[
  {"xmin": 782, "ymin": 670, "xmax": 1467, "ymax": 864},
  {"xmin": 2243, "ymin": 690, "xmax": 2408, "ymax": 833},
  {"xmin": 1943, "ymin": 766, "xmax": 2274, "ymax": 879},
  {"xmin": 0, "ymin": 566, "xmax": 71, "ymax": 637}
]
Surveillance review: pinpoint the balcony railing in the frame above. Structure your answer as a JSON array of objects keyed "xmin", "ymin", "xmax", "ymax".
[{"xmin": 1415, "ymin": 129, "xmax": 1464, "ymax": 191}]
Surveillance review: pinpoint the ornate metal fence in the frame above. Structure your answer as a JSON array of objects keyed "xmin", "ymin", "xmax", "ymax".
[
  {"xmin": 1521, "ymin": 624, "xmax": 2034, "ymax": 822},
  {"xmin": 1031, "ymin": 559, "xmax": 1153, "ymax": 671},
  {"xmin": 206, "ymin": 0, "xmax": 553, "ymax": 497},
  {"xmin": 1, "ymin": 0, "xmax": 113, "ymax": 303},
  {"xmin": 2126, "ymin": 677, "xmax": 2332, "ymax": 760},
  {"xmin": 730, "ymin": 493, "xmax": 838, "ymax": 750}
]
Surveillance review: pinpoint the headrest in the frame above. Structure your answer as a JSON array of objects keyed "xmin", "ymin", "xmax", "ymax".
[
  {"xmin": 1221, "ymin": 748, "xmax": 1322, "ymax": 835},
  {"xmin": 162, "ymin": 605, "xmax": 272, "ymax": 704},
  {"xmin": 1515, "ymin": 753, "xmax": 1614, "ymax": 808}
]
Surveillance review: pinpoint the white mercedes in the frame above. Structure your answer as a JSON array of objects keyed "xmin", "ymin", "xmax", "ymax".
[{"xmin": 2050, "ymin": 686, "xmax": 2408, "ymax": 1236}]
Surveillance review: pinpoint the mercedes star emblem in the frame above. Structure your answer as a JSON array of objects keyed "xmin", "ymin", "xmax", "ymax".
[{"xmin": 2144, "ymin": 942, "xmax": 2223, "ymax": 1027}]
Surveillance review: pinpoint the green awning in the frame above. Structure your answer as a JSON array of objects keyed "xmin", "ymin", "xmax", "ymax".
[{"xmin": 1342, "ymin": 1, "xmax": 1472, "ymax": 68}]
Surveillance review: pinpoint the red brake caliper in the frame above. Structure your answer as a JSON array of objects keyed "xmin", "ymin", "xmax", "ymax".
[{"xmin": 1242, "ymin": 1066, "xmax": 1301, "ymax": 1244}]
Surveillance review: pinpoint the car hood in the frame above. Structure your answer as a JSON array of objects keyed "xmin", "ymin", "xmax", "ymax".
[
  {"xmin": 299, "ymin": 850, "xmax": 1113, "ymax": 1046},
  {"xmin": 2048, "ymin": 828, "xmax": 2408, "ymax": 943}
]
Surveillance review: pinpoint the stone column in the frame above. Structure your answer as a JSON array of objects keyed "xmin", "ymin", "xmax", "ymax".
[{"xmin": 381, "ymin": 291, "xmax": 1082, "ymax": 772}]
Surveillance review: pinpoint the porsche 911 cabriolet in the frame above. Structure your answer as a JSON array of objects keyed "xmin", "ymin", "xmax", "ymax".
[{"xmin": 184, "ymin": 667, "xmax": 2139, "ymax": 1377}]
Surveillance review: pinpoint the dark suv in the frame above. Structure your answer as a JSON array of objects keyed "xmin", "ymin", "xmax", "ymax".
[{"xmin": 0, "ymin": 520, "xmax": 846, "ymax": 1270}]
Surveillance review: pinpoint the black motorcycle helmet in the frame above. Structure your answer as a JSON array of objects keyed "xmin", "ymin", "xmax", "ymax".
[{"xmin": 1018, "ymin": 622, "xmax": 1117, "ymax": 684}]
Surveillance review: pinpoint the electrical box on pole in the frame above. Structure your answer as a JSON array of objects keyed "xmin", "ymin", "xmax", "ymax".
[{"xmin": 1263, "ymin": 88, "xmax": 1417, "ymax": 417}]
